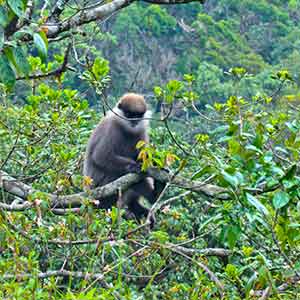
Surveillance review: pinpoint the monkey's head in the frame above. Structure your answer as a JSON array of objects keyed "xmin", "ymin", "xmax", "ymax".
[{"xmin": 114, "ymin": 93, "xmax": 151, "ymax": 132}]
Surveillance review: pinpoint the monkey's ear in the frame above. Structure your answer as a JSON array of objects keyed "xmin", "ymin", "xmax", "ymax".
[{"xmin": 117, "ymin": 102, "xmax": 123, "ymax": 110}]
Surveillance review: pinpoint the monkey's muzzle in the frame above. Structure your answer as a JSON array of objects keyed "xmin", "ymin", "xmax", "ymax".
[{"xmin": 130, "ymin": 120, "xmax": 141, "ymax": 127}]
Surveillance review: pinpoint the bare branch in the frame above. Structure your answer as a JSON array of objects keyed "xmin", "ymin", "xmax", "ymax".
[
  {"xmin": 142, "ymin": 0, "xmax": 205, "ymax": 4},
  {"xmin": 44, "ymin": 0, "xmax": 204, "ymax": 39},
  {"xmin": 0, "ymin": 170, "xmax": 144, "ymax": 210},
  {"xmin": 45, "ymin": 0, "xmax": 132, "ymax": 38},
  {"xmin": 250, "ymin": 277, "xmax": 300, "ymax": 297},
  {"xmin": 167, "ymin": 244, "xmax": 224, "ymax": 296},
  {"xmin": 168, "ymin": 244, "xmax": 231, "ymax": 257},
  {"xmin": 3, "ymin": 270, "xmax": 104, "ymax": 281},
  {"xmin": 146, "ymin": 168, "xmax": 229, "ymax": 199},
  {"xmin": 48, "ymin": 0, "xmax": 71, "ymax": 22},
  {"xmin": 0, "ymin": 167, "xmax": 229, "ymax": 211}
]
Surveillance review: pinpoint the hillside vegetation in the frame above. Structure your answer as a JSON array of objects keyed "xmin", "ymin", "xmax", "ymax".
[{"xmin": 0, "ymin": 0, "xmax": 300, "ymax": 299}]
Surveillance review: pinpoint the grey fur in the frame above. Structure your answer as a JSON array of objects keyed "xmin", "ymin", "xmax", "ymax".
[{"xmin": 83, "ymin": 96, "xmax": 162, "ymax": 220}]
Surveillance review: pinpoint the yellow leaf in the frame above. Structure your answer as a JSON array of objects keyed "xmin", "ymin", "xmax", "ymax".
[
  {"xmin": 165, "ymin": 153, "xmax": 179, "ymax": 166},
  {"xmin": 137, "ymin": 150, "xmax": 147, "ymax": 161},
  {"xmin": 83, "ymin": 176, "xmax": 93, "ymax": 187},
  {"xmin": 40, "ymin": 26, "xmax": 49, "ymax": 34},
  {"xmin": 136, "ymin": 140, "xmax": 146, "ymax": 149}
]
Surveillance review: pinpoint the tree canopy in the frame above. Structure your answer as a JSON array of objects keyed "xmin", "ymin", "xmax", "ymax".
[{"xmin": 1, "ymin": 0, "xmax": 300, "ymax": 299}]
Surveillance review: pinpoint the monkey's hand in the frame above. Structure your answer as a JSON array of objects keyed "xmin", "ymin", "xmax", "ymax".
[{"xmin": 125, "ymin": 161, "xmax": 142, "ymax": 173}]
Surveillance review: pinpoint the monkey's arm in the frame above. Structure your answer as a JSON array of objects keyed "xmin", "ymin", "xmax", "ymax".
[
  {"xmin": 110, "ymin": 154, "xmax": 140, "ymax": 173},
  {"xmin": 91, "ymin": 143, "xmax": 139, "ymax": 174}
]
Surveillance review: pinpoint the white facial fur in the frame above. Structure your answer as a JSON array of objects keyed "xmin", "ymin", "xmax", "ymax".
[{"xmin": 109, "ymin": 106, "xmax": 152, "ymax": 134}]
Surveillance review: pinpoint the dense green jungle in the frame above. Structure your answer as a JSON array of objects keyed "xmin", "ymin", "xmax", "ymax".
[{"xmin": 1, "ymin": 0, "xmax": 300, "ymax": 299}]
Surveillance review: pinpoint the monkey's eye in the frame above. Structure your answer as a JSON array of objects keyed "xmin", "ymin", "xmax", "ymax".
[{"xmin": 124, "ymin": 111, "xmax": 144, "ymax": 119}]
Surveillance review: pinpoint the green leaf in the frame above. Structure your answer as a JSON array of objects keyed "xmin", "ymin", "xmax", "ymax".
[
  {"xmin": 0, "ymin": 54, "xmax": 16, "ymax": 88},
  {"xmin": 246, "ymin": 193, "xmax": 269, "ymax": 216},
  {"xmin": 7, "ymin": 0, "xmax": 27, "ymax": 17},
  {"xmin": 273, "ymin": 191, "xmax": 290, "ymax": 209},
  {"xmin": 191, "ymin": 165, "xmax": 213, "ymax": 180},
  {"xmin": 221, "ymin": 170, "xmax": 239, "ymax": 188},
  {"xmin": 166, "ymin": 79, "xmax": 182, "ymax": 94},
  {"xmin": 150, "ymin": 230, "xmax": 169, "ymax": 244},
  {"xmin": 281, "ymin": 164, "xmax": 297, "ymax": 181},
  {"xmin": 111, "ymin": 207, "xmax": 118, "ymax": 226},
  {"xmin": 91, "ymin": 57, "xmax": 109, "ymax": 80},
  {"xmin": 38, "ymin": 30, "xmax": 48, "ymax": 49},
  {"xmin": 210, "ymin": 125, "xmax": 229, "ymax": 135},
  {"xmin": 0, "ymin": 6, "xmax": 9, "ymax": 27},
  {"xmin": 13, "ymin": 46, "xmax": 30, "ymax": 75},
  {"xmin": 153, "ymin": 86, "xmax": 163, "ymax": 98},
  {"xmin": 226, "ymin": 225, "xmax": 241, "ymax": 249},
  {"xmin": 245, "ymin": 273, "xmax": 257, "ymax": 297},
  {"xmin": 0, "ymin": 28, "xmax": 4, "ymax": 51},
  {"xmin": 245, "ymin": 144, "xmax": 263, "ymax": 155},
  {"xmin": 33, "ymin": 32, "xmax": 48, "ymax": 61}
]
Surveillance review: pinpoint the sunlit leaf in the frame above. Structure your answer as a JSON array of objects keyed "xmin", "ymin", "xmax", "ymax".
[
  {"xmin": 273, "ymin": 191, "xmax": 290, "ymax": 209},
  {"xmin": 221, "ymin": 170, "xmax": 239, "ymax": 188},
  {"xmin": 246, "ymin": 193, "xmax": 269, "ymax": 215},
  {"xmin": 33, "ymin": 32, "xmax": 48, "ymax": 61},
  {"xmin": 7, "ymin": 0, "xmax": 27, "ymax": 17}
]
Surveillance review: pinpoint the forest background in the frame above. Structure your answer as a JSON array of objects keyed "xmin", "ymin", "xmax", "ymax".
[{"xmin": 1, "ymin": 0, "xmax": 300, "ymax": 299}]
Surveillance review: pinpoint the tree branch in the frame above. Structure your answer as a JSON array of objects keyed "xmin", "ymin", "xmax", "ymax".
[
  {"xmin": 45, "ymin": 0, "xmax": 133, "ymax": 38},
  {"xmin": 142, "ymin": 0, "xmax": 205, "ymax": 4},
  {"xmin": 167, "ymin": 244, "xmax": 231, "ymax": 257},
  {"xmin": 44, "ymin": 0, "xmax": 205, "ymax": 39},
  {"xmin": 0, "ymin": 167, "xmax": 229, "ymax": 211},
  {"xmin": 0, "ymin": 170, "xmax": 144, "ymax": 210},
  {"xmin": 16, "ymin": 43, "xmax": 72, "ymax": 81},
  {"xmin": 48, "ymin": 0, "xmax": 71, "ymax": 22},
  {"xmin": 3, "ymin": 270, "xmax": 104, "ymax": 280}
]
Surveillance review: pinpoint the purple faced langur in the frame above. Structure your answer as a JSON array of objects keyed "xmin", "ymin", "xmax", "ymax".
[{"xmin": 83, "ymin": 93, "xmax": 164, "ymax": 224}]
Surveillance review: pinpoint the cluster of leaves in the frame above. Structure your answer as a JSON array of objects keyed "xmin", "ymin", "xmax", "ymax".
[
  {"xmin": 1, "ymin": 1, "xmax": 300, "ymax": 299},
  {"xmin": 1, "ymin": 58, "xmax": 300, "ymax": 298},
  {"xmin": 0, "ymin": 0, "xmax": 50, "ymax": 88},
  {"xmin": 136, "ymin": 140, "xmax": 179, "ymax": 171},
  {"xmin": 0, "ymin": 65, "xmax": 93, "ymax": 192}
]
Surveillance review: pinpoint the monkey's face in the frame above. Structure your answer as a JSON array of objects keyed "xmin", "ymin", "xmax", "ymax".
[
  {"xmin": 113, "ymin": 93, "xmax": 151, "ymax": 132},
  {"xmin": 117, "ymin": 99, "xmax": 146, "ymax": 127},
  {"xmin": 122, "ymin": 110, "xmax": 145, "ymax": 127}
]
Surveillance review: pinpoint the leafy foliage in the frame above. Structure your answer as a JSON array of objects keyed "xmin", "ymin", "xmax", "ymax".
[{"xmin": 1, "ymin": 1, "xmax": 300, "ymax": 299}]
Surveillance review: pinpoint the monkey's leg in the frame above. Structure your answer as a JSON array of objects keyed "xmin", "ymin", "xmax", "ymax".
[
  {"xmin": 125, "ymin": 190, "xmax": 156, "ymax": 228},
  {"xmin": 123, "ymin": 190, "xmax": 149, "ymax": 218},
  {"xmin": 132, "ymin": 178, "xmax": 166, "ymax": 204}
]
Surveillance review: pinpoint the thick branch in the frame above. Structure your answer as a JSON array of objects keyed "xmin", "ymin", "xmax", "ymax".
[
  {"xmin": 45, "ymin": 0, "xmax": 205, "ymax": 39},
  {"xmin": 48, "ymin": 0, "xmax": 71, "ymax": 22},
  {"xmin": 146, "ymin": 168, "xmax": 229, "ymax": 199},
  {"xmin": 3, "ymin": 270, "xmax": 104, "ymax": 280},
  {"xmin": 0, "ymin": 168, "xmax": 229, "ymax": 211},
  {"xmin": 0, "ymin": 170, "xmax": 144, "ymax": 209},
  {"xmin": 142, "ymin": 0, "xmax": 205, "ymax": 4},
  {"xmin": 168, "ymin": 244, "xmax": 231, "ymax": 257},
  {"xmin": 46, "ymin": 0, "xmax": 132, "ymax": 38}
]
